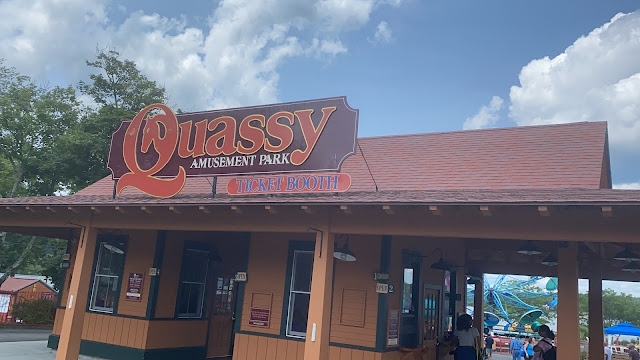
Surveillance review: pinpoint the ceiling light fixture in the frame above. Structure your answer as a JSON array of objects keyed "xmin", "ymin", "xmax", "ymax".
[{"xmin": 517, "ymin": 241, "xmax": 543, "ymax": 256}]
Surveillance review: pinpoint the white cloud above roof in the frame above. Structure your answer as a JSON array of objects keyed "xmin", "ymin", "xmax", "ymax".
[
  {"xmin": 463, "ymin": 96, "xmax": 504, "ymax": 130},
  {"xmin": 0, "ymin": 0, "xmax": 401, "ymax": 111},
  {"xmin": 508, "ymin": 11, "xmax": 640, "ymax": 152}
]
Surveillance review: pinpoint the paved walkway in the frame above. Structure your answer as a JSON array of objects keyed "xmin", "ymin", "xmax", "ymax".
[{"xmin": 0, "ymin": 340, "xmax": 102, "ymax": 360}]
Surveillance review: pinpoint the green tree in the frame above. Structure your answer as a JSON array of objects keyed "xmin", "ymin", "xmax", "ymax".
[
  {"xmin": 64, "ymin": 49, "xmax": 167, "ymax": 191},
  {"xmin": 579, "ymin": 289, "xmax": 640, "ymax": 334},
  {"xmin": 0, "ymin": 60, "xmax": 79, "ymax": 286}
]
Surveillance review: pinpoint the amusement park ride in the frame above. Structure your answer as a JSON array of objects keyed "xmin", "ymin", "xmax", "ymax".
[{"xmin": 468, "ymin": 275, "xmax": 559, "ymax": 334}]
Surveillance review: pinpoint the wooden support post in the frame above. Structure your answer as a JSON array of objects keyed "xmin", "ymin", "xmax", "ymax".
[
  {"xmin": 538, "ymin": 205, "xmax": 550, "ymax": 216},
  {"xmin": 479, "ymin": 205, "xmax": 491, "ymax": 216},
  {"xmin": 303, "ymin": 229, "xmax": 334, "ymax": 360},
  {"xmin": 557, "ymin": 242, "xmax": 580, "ymax": 360},
  {"xmin": 588, "ymin": 255, "xmax": 604, "ymax": 360},
  {"xmin": 56, "ymin": 226, "xmax": 98, "ymax": 360},
  {"xmin": 473, "ymin": 276, "xmax": 484, "ymax": 335}
]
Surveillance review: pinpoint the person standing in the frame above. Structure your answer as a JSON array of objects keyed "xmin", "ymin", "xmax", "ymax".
[
  {"xmin": 523, "ymin": 337, "xmax": 534, "ymax": 359},
  {"xmin": 604, "ymin": 342, "xmax": 612, "ymax": 360},
  {"xmin": 485, "ymin": 335, "xmax": 495, "ymax": 359},
  {"xmin": 510, "ymin": 336, "xmax": 523, "ymax": 360},
  {"xmin": 453, "ymin": 314, "xmax": 481, "ymax": 360},
  {"xmin": 533, "ymin": 325, "xmax": 556, "ymax": 360},
  {"xmin": 629, "ymin": 344, "xmax": 639, "ymax": 360}
]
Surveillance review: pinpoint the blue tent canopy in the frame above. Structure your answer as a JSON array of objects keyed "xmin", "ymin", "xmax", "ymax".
[{"xmin": 604, "ymin": 323, "xmax": 640, "ymax": 336}]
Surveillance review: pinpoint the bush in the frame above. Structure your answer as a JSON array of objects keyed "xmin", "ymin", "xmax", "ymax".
[{"xmin": 10, "ymin": 298, "xmax": 56, "ymax": 325}]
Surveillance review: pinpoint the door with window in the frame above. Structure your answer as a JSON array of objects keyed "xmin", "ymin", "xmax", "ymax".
[
  {"xmin": 207, "ymin": 277, "xmax": 237, "ymax": 358},
  {"xmin": 400, "ymin": 252, "xmax": 421, "ymax": 348},
  {"xmin": 423, "ymin": 285, "xmax": 441, "ymax": 359}
]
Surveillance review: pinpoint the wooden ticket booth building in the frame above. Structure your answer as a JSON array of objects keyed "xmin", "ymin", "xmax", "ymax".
[{"xmin": 0, "ymin": 98, "xmax": 638, "ymax": 360}]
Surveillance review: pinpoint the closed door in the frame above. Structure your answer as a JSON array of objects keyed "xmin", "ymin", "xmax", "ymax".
[{"xmin": 207, "ymin": 277, "xmax": 236, "ymax": 358}]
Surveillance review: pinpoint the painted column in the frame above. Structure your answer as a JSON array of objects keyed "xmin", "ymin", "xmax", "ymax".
[
  {"xmin": 303, "ymin": 229, "xmax": 335, "ymax": 360},
  {"xmin": 56, "ymin": 226, "xmax": 98, "ymax": 360},
  {"xmin": 557, "ymin": 242, "xmax": 580, "ymax": 360},
  {"xmin": 588, "ymin": 256, "xmax": 604, "ymax": 360},
  {"xmin": 473, "ymin": 277, "xmax": 484, "ymax": 336}
]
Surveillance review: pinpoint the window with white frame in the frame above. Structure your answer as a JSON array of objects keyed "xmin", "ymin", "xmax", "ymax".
[
  {"xmin": 286, "ymin": 250, "xmax": 314, "ymax": 338},
  {"xmin": 177, "ymin": 248, "xmax": 209, "ymax": 318},
  {"xmin": 89, "ymin": 239, "xmax": 126, "ymax": 313}
]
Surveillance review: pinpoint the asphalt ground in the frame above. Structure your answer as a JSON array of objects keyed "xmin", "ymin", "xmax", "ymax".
[{"xmin": 0, "ymin": 327, "xmax": 52, "ymax": 342}]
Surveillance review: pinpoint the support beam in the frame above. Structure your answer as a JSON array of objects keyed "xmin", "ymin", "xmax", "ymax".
[
  {"xmin": 25, "ymin": 206, "xmax": 36, "ymax": 213},
  {"xmin": 46, "ymin": 206, "xmax": 56, "ymax": 213},
  {"xmin": 301, "ymin": 205, "xmax": 313, "ymax": 214},
  {"xmin": 382, "ymin": 205, "xmax": 395, "ymax": 215},
  {"xmin": 479, "ymin": 205, "xmax": 491, "ymax": 216},
  {"xmin": 601, "ymin": 206, "xmax": 613, "ymax": 218},
  {"xmin": 473, "ymin": 276, "xmax": 484, "ymax": 335},
  {"xmin": 198, "ymin": 206, "xmax": 211, "ymax": 214},
  {"xmin": 265, "ymin": 205, "xmax": 277, "ymax": 214},
  {"xmin": 340, "ymin": 205, "xmax": 352, "ymax": 214},
  {"xmin": 304, "ymin": 229, "xmax": 334, "ymax": 360},
  {"xmin": 538, "ymin": 205, "xmax": 550, "ymax": 216},
  {"xmin": 168, "ymin": 206, "xmax": 181, "ymax": 214},
  {"xmin": 557, "ymin": 242, "xmax": 580, "ymax": 360},
  {"xmin": 5, "ymin": 206, "xmax": 16, "ymax": 213},
  {"xmin": 114, "ymin": 206, "xmax": 125, "ymax": 213},
  {"xmin": 90, "ymin": 206, "xmax": 101, "ymax": 214},
  {"xmin": 428, "ymin": 205, "xmax": 440, "ymax": 215},
  {"xmin": 588, "ymin": 255, "xmax": 604, "ymax": 360},
  {"xmin": 56, "ymin": 225, "xmax": 98, "ymax": 360},
  {"xmin": 67, "ymin": 206, "xmax": 79, "ymax": 214},
  {"xmin": 231, "ymin": 205, "xmax": 242, "ymax": 214},
  {"xmin": 141, "ymin": 206, "xmax": 152, "ymax": 214}
]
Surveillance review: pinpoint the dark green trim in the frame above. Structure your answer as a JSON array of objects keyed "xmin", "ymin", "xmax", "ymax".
[
  {"xmin": 279, "ymin": 240, "xmax": 315, "ymax": 338},
  {"xmin": 55, "ymin": 239, "xmax": 73, "ymax": 309},
  {"xmin": 47, "ymin": 334, "xmax": 206, "ymax": 360},
  {"xmin": 330, "ymin": 341, "xmax": 400, "ymax": 353},
  {"xmin": 86, "ymin": 235, "xmax": 129, "ymax": 315},
  {"xmin": 375, "ymin": 235, "xmax": 392, "ymax": 351},
  {"xmin": 231, "ymin": 232, "xmax": 251, "ymax": 349},
  {"xmin": 236, "ymin": 330, "xmax": 305, "ymax": 342},
  {"xmin": 146, "ymin": 230, "xmax": 166, "ymax": 319}
]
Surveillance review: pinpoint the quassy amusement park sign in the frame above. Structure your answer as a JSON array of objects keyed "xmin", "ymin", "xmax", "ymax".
[{"xmin": 107, "ymin": 97, "xmax": 359, "ymax": 198}]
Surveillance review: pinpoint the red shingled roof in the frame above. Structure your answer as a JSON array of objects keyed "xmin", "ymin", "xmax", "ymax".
[
  {"xmin": 0, "ymin": 277, "xmax": 39, "ymax": 293},
  {"xmin": 75, "ymin": 121, "xmax": 610, "ymax": 198}
]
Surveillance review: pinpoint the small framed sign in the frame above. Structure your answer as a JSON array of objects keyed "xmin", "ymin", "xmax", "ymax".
[
  {"xmin": 235, "ymin": 272, "xmax": 247, "ymax": 282},
  {"xmin": 126, "ymin": 272, "xmax": 144, "ymax": 301},
  {"xmin": 376, "ymin": 283, "xmax": 389, "ymax": 294},
  {"xmin": 249, "ymin": 307, "xmax": 270, "ymax": 327}
]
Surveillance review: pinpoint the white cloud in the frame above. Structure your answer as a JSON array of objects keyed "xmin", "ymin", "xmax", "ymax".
[
  {"xmin": 372, "ymin": 21, "xmax": 393, "ymax": 43},
  {"xmin": 508, "ymin": 11, "xmax": 640, "ymax": 153},
  {"xmin": 463, "ymin": 96, "xmax": 504, "ymax": 130},
  {"xmin": 613, "ymin": 182, "xmax": 640, "ymax": 189},
  {"xmin": 0, "ymin": 0, "xmax": 400, "ymax": 111}
]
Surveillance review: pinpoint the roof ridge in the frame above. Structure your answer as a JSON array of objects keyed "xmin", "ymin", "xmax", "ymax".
[{"xmin": 357, "ymin": 121, "xmax": 606, "ymax": 141}]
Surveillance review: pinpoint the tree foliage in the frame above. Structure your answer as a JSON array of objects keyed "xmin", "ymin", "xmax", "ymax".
[
  {"xmin": 0, "ymin": 50, "xmax": 165, "ymax": 287},
  {"xmin": 579, "ymin": 289, "xmax": 640, "ymax": 330}
]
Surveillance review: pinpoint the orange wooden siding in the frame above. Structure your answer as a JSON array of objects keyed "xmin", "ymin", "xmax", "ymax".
[
  {"xmin": 330, "ymin": 235, "xmax": 381, "ymax": 348},
  {"xmin": 117, "ymin": 230, "xmax": 157, "ymax": 317},
  {"xmin": 55, "ymin": 309, "xmax": 148, "ymax": 348},
  {"xmin": 232, "ymin": 333, "xmax": 384, "ymax": 360},
  {"xmin": 154, "ymin": 233, "xmax": 185, "ymax": 318},
  {"xmin": 240, "ymin": 232, "xmax": 313, "ymax": 335},
  {"xmin": 58, "ymin": 239, "xmax": 79, "ymax": 307},
  {"xmin": 145, "ymin": 319, "xmax": 208, "ymax": 349}
]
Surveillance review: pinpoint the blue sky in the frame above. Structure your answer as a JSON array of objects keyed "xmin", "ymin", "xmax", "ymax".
[{"xmin": 0, "ymin": 0, "xmax": 639, "ymax": 186}]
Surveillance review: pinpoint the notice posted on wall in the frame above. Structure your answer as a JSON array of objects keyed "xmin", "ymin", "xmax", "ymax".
[
  {"xmin": 249, "ymin": 307, "xmax": 270, "ymax": 327},
  {"xmin": 387, "ymin": 309, "xmax": 399, "ymax": 346},
  {"xmin": 125, "ymin": 272, "xmax": 144, "ymax": 301}
]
